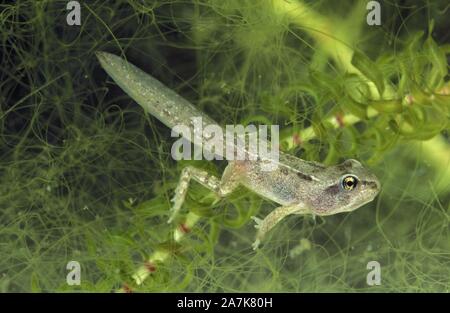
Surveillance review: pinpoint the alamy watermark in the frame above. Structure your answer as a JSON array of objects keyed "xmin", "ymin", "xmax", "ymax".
[
  {"xmin": 366, "ymin": 261, "xmax": 381, "ymax": 286},
  {"xmin": 66, "ymin": 1, "xmax": 81, "ymax": 26},
  {"xmin": 366, "ymin": 1, "xmax": 381, "ymax": 26},
  {"xmin": 66, "ymin": 260, "xmax": 81, "ymax": 286},
  {"xmin": 170, "ymin": 117, "xmax": 279, "ymax": 171}
]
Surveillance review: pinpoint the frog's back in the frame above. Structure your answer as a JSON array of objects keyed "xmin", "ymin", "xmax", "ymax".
[{"xmin": 237, "ymin": 153, "xmax": 323, "ymax": 206}]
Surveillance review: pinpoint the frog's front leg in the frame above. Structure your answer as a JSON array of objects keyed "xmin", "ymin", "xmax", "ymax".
[
  {"xmin": 168, "ymin": 163, "xmax": 241, "ymax": 223},
  {"xmin": 251, "ymin": 204, "xmax": 309, "ymax": 250}
]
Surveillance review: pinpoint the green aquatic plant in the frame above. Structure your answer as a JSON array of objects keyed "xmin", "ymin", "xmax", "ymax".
[{"xmin": 0, "ymin": 0, "xmax": 449, "ymax": 292}]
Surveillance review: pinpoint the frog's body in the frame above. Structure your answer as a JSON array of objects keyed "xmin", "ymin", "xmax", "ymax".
[
  {"xmin": 96, "ymin": 52, "xmax": 381, "ymax": 249},
  {"xmin": 238, "ymin": 157, "xmax": 379, "ymax": 213}
]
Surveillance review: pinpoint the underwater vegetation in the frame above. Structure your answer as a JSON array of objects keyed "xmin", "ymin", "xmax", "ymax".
[{"xmin": 0, "ymin": 0, "xmax": 449, "ymax": 292}]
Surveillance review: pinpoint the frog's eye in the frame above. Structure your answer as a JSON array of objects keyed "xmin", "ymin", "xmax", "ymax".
[{"xmin": 340, "ymin": 175, "xmax": 358, "ymax": 191}]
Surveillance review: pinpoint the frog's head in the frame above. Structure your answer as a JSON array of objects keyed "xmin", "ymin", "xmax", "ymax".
[{"xmin": 309, "ymin": 159, "xmax": 380, "ymax": 216}]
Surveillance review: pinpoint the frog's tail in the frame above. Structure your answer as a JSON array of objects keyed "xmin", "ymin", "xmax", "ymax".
[
  {"xmin": 96, "ymin": 51, "xmax": 277, "ymax": 163},
  {"xmin": 96, "ymin": 51, "xmax": 217, "ymax": 136}
]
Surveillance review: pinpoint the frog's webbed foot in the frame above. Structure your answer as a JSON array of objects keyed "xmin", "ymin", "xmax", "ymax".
[
  {"xmin": 252, "ymin": 239, "xmax": 261, "ymax": 250},
  {"xmin": 250, "ymin": 217, "xmax": 264, "ymax": 249},
  {"xmin": 251, "ymin": 216, "xmax": 263, "ymax": 229}
]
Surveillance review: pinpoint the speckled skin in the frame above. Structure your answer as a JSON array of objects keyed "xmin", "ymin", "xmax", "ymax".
[
  {"xmin": 97, "ymin": 52, "xmax": 381, "ymax": 249},
  {"xmin": 238, "ymin": 157, "xmax": 380, "ymax": 215}
]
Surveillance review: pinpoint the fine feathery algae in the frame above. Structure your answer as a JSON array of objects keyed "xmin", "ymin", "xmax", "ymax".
[{"xmin": 0, "ymin": 0, "xmax": 449, "ymax": 292}]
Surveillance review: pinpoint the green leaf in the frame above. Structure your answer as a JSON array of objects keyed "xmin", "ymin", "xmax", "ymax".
[
  {"xmin": 388, "ymin": 119, "xmax": 400, "ymax": 133},
  {"xmin": 309, "ymin": 71, "xmax": 340, "ymax": 99},
  {"xmin": 402, "ymin": 106, "xmax": 423, "ymax": 127},
  {"xmin": 369, "ymin": 99, "xmax": 403, "ymax": 113},
  {"xmin": 30, "ymin": 272, "xmax": 41, "ymax": 292},
  {"xmin": 405, "ymin": 31, "xmax": 425, "ymax": 80},
  {"xmin": 343, "ymin": 96, "xmax": 368, "ymax": 120},
  {"xmin": 410, "ymin": 83, "xmax": 434, "ymax": 106},
  {"xmin": 351, "ymin": 51, "xmax": 385, "ymax": 95},
  {"xmin": 424, "ymin": 35, "xmax": 447, "ymax": 89},
  {"xmin": 323, "ymin": 140, "xmax": 339, "ymax": 165},
  {"xmin": 311, "ymin": 111, "xmax": 327, "ymax": 141}
]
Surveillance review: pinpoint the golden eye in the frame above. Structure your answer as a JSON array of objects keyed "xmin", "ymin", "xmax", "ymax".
[{"xmin": 341, "ymin": 175, "xmax": 358, "ymax": 191}]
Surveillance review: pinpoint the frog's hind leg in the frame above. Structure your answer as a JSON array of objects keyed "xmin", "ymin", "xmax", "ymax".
[
  {"xmin": 168, "ymin": 162, "xmax": 241, "ymax": 223},
  {"xmin": 251, "ymin": 204, "xmax": 309, "ymax": 250}
]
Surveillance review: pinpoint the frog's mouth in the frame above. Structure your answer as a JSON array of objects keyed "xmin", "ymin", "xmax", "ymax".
[{"xmin": 361, "ymin": 178, "xmax": 381, "ymax": 194}]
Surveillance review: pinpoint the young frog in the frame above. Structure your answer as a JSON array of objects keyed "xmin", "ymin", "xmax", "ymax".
[{"xmin": 96, "ymin": 52, "xmax": 381, "ymax": 250}]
